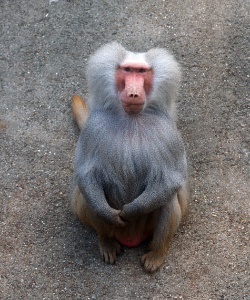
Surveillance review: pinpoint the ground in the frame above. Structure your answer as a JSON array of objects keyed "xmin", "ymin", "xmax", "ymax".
[{"xmin": 0, "ymin": 0, "xmax": 249, "ymax": 299}]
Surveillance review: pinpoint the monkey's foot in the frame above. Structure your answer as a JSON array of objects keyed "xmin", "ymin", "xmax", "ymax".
[
  {"xmin": 99, "ymin": 237, "xmax": 121, "ymax": 265},
  {"xmin": 141, "ymin": 251, "xmax": 165, "ymax": 273}
]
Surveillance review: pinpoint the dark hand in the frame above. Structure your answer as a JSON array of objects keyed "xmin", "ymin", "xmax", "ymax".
[
  {"xmin": 100, "ymin": 207, "xmax": 126, "ymax": 227},
  {"xmin": 119, "ymin": 202, "xmax": 141, "ymax": 222}
]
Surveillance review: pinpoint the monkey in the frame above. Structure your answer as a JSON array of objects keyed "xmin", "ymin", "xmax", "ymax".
[{"xmin": 71, "ymin": 42, "xmax": 188, "ymax": 273}]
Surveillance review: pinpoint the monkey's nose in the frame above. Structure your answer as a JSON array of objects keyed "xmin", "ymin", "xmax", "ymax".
[{"xmin": 128, "ymin": 93, "xmax": 139, "ymax": 98}]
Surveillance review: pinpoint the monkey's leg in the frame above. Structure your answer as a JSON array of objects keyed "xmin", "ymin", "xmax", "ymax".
[
  {"xmin": 71, "ymin": 186, "xmax": 121, "ymax": 264},
  {"xmin": 72, "ymin": 95, "xmax": 89, "ymax": 129},
  {"xmin": 177, "ymin": 184, "xmax": 189, "ymax": 217},
  {"xmin": 141, "ymin": 193, "xmax": 182, "ymax": 273}
]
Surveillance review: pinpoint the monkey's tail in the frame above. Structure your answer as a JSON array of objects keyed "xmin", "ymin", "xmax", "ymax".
[{"xmin": 72, "ymin": 95, "xmax": 89, "ymax": 129}]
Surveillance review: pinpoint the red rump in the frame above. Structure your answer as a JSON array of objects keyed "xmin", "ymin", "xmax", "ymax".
[{"xmin": 116, "ymin": 233, "xmax": 149, "ymax": 248}]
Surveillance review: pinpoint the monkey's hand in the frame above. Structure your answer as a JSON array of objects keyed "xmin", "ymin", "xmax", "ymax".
[
  {"xmin": 120, "ymin": 179, "xmax": 184, "ymax": 221},
  {"xmin": 119, "ymin": 190, "xmax": 172, "ymax": 222},
  {"xmin": 86, "ymin": 198, "xmax": 126, "ymax": 226},
  {"xmin": 98, "ymin": 207, "xmax": 126, "ymax": 227},
  {"xmin": 119, "ymin": 202, "xmax": 143, "ymax": 222}
]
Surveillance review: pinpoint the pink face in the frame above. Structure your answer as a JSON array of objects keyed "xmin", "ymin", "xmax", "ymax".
[{"xmin": 115, "ymin": 63, "xmax": 153, "ymax": 115}]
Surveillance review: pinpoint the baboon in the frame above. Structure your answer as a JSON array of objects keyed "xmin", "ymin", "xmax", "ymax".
[{"xmin": 71, "ymin": 42, "xmax": 188, "ymax": 273}]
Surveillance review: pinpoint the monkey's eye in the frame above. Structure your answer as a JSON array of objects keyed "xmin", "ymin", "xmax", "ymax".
[
  {"xmin": 138, "ymin": 68, "xmax": 146, "ymax": 73},
  {"xmin": 124, "ymin": 67, "xmax": 132, "ymax": 72}
]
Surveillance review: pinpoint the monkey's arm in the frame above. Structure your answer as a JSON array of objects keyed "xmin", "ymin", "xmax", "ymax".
[
  {"xmin": 119, "ymin": 174, "xmax": 184, "ymax": 221},
  {"xmin": 77, "ymin": 172, "xmax": 126, "ymax": 227}
]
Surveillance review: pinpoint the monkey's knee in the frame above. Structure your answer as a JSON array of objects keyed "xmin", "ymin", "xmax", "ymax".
[
  {"xmin": 142, "ymin": 195, "xmax": 182, "ymax": 273},
  {"xmin": 71, "ymin": 185, "xmax": 92, "ymax": 226},
  {"xmin": 177, "ymin": 184, "xmax": 189, "ymax": 217},
  {"xmin": 151, "ymin": 194, "xmax": 182, "ymax": 246},
  {"xmin": 151, "ymin": 195, "xmax": 182, "ymax": 247},
  {"xmin": 71, "ymin": 185, "xmax": 115, "ymax": 236},
  {"xmin": 168, "ymin": 194, "xmax": 183, "ymax": 233},
  {"xmin": 72, "ymin": 95, "xmax": 89, "ymax": 129}
]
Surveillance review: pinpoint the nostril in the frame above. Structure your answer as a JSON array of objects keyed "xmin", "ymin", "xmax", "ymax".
[{"xmin": 129, "ymin": 93, "xmax": 139, "ymax": 98}]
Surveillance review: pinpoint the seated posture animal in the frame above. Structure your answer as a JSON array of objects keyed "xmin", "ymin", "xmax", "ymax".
[{"xmin": 71, "ymin": 42, "xmax": 188, "ymax": 273}]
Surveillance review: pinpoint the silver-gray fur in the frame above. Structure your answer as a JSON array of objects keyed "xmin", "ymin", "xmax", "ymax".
[
  {"xmin": 87, "ymin": 42, "xmax": 181, "ymax": 118},
  {"xmin": 74, "ymin": 42, "xmax": 187, "ymax": 225},
  {"xmin": 72, "ymin": 42, "xmax": 188, "ymax": 272}
]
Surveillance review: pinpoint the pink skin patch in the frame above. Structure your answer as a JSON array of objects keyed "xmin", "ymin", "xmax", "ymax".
[
  {"xmin": 116, "ymin": 233, "xmax": 149, "ymax": 248},
  {"xmin": 115, "ymin": 65, "xmax": 153, "ymax": 115}
]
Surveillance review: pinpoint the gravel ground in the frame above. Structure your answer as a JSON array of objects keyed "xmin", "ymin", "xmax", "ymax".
[{"xmin": 0, "ymin": 0, "xmax": 249, "ymax": 299}]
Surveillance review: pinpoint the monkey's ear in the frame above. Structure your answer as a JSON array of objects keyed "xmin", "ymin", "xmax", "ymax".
[{"xmin": 72, "ymin": 95, "xmax": 89, "ymax": 129}]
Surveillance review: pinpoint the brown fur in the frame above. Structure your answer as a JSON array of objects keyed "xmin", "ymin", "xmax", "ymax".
[{"xmin": 72, "ymin": 95, "xmax": 89, "ymax": 129}]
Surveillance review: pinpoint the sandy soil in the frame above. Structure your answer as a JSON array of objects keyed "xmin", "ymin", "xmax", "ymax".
[{"xmin": 0, "ymin": 0, "xmax": 249, "ymax": 299}]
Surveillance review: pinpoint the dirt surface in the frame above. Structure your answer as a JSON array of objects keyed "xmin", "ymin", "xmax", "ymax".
[{"xmin": 0, "ymin": 0, "xmax": 249, "ymax": 299}]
